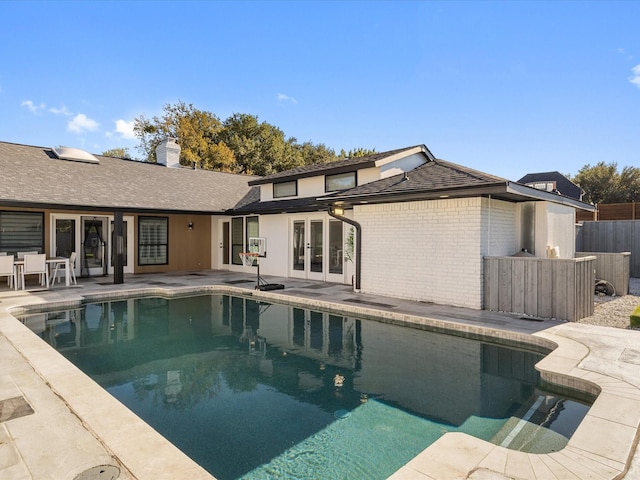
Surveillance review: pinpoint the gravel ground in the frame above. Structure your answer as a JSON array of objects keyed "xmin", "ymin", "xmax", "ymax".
[{"xmin": 577, "ymin": 277, "xmax": 640, "ymax": 329}]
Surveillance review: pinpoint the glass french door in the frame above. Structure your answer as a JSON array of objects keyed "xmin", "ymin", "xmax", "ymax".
[
  {"xmin": 290, "ymin": 217, "xmax": 345, "ymax": 282},
  {"xmin": 82, "ymin": 217, "xmax": 108, "ymax": 276}
]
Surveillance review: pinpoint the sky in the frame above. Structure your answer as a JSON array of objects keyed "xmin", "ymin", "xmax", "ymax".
[{"xmin": 1, "ymin": 0, "xmax": 639, "ymax": 181}]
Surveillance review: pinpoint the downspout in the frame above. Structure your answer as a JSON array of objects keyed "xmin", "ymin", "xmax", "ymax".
[
  {"xmin": 328, "ymin": 207, "xmax": 362, "ymax": 292},
  {"xmin": 488, "ymin": 194, "xmax": 491, "ymax": 257}
]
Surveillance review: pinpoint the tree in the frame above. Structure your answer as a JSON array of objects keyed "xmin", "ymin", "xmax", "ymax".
[
  {"xmin": 133, "ymin": 101, "xmax": 233, "ymax": 170},
  {"xmin": 217, "ymin": 113, "xmax": 304, "ymax": 175},
  {"xmin": 299, "ymin": 142, "xmax": 337, "ymax": 165},
  {"xmin": 572, "ymin": 162, "xmax": 640, "ymax": 204},
  {"xmin": 339, "ymin": 147, "xmax": 377, "ymax": 159},
  {"xmin": 102, "ymin": 147, "xmax": 131, "ymax": 159},
  {"xmin": 132, "ymin": 101, "xmax": 376, "ymax": 175}
]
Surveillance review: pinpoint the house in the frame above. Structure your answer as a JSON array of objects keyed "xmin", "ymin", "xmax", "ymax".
[
  {"xmin": 240, "ymin": 146, "xmax": 594, "ymax": 308},
  {"xmin": 0, "ymin": 139, "xmax": 595, "ymax": 312},
  {"xmin": 517, "ymin": 171, "xmax": 584, "ymax": 201},
  {"xmin": 0, "ymin": 139, "xmax": 257, "ymax": 278}
]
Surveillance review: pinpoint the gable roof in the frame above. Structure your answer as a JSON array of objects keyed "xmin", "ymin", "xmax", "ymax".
[
  {"xmin": 320, "ymin": 158, "xmax": 508, "ymax": 202},
  {"xmin": 0, "ymin": 141, "xmax": 257, "ymax": 214},
  {"xmin": 517, "ymin": 171, "xmax": 583, "ymax": 200},
  {"xmin": 248, "ymin": 144, "xmax": 435, "ymax": 186},
  {"xmin": 320, "ymin": 158, "xmax": 596, "ymax": 211}
]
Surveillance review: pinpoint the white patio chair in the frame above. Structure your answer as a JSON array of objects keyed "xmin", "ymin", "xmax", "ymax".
[
  {"xmin": 51, "ymin": 252, "xmax": 77, "ymax": 286},
  {"xmin": 0, "ymin": 255, "xmax": 17, "ymax": 290},
  {"xmin": 17, "ymin": 251, "xmax": 38, "ymax": 259},
  {"xmin": 21, "ymin": 254, "xmax": 49, "ymax": 289},
  {"xmin": 0, "ymin": 253, "xmax": 9, "ymax": 287}
]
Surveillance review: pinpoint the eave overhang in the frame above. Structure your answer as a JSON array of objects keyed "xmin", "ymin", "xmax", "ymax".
[
  {"xmin": 317, "ymin": 181, "xmax": 596, "ymax": 212},
  {"xmin": 0, "ymin": 199, "xmax": 231, "ymax": 216}
]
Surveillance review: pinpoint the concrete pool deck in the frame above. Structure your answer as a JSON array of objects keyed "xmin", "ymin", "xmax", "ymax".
[{"xmin": 0, "ymin": 270, "xmax": 639, "ymax": 480}]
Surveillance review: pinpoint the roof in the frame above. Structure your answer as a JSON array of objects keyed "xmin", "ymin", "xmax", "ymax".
[
  {"xmin": 248, "ymin": 144, "xmax": 435, "ymax": 186},
  {"xmin": 320, "ymin": 158, "xmax": 596, "ymax": 212},
  {"xmin": 0, "ymin": 141, "xmax": 257, "ymax": 213},
  {"xmin": 517, "ymin": 171, "xmax": 583, "ymax": 200},
  {"xmin": 321, "ymin": 158, "xmax": 508, "ymax": 202}
]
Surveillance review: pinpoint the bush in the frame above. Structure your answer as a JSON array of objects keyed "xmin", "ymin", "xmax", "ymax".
[{"xmin": 631, "ymin": 305, "xmax": 640, "ymax": 328}]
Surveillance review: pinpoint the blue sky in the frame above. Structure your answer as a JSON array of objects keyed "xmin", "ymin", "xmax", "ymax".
[{"xmin": 1, "ymin": 0, "xmax": 638, "ymax": 181}]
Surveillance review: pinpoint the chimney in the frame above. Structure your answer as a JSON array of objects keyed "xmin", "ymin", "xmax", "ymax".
[{"xmin": 156, "ymin": 138, "xmax": 181, "ymax": 168}]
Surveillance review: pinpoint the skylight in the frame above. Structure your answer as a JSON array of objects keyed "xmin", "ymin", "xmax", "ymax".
[{"xmin": 52, "ymin": 146, "xmax": 100, "ymax": 164}]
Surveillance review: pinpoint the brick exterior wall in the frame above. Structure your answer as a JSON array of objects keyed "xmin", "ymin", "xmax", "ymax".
[{"xmin": 355, "ymin": 197, "xmax": 517, "ymax": 309}]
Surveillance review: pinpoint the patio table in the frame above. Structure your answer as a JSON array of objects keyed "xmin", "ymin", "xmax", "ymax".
[{"xmin": 13, "ymin": 257, "xmax": 71, "ymax": 289}]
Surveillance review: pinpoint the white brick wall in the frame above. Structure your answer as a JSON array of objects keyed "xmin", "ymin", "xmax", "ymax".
[{"xmin": 356, "ymin": 197, "xmax": 517, "ymax": 309}]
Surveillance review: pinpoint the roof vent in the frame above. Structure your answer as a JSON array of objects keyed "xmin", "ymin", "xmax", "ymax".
[{"xmin": 52, "ymin": 147, "xmax": 100, "ymax": 164}]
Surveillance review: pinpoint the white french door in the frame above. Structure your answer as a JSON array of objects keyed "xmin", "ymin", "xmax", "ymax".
[
  {"xmin": 51, "ymin": 214, "xmax": 133, "ymax": 278},
  {"xmin": 290, "ymin": 216, "xmax": 346, "ymax": 283}
]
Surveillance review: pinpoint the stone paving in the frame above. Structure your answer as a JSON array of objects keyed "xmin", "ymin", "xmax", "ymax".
[{"xmin": 0, "ymin": 270, "xmax": 639, "ymax": 479}]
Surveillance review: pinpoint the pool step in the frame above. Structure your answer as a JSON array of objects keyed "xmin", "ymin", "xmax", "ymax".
[{"xmin": 490, "ymin": 395, "xmax": 569, "ymax": 453}]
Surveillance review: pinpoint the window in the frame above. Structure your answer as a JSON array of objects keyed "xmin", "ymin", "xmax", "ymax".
[
  {"xmin": 246, "ymin": 216, "xmax": 259, "ymax": 246},
  {"xmin": 138, "ymin": 217, "xmax": 168, "ymax": 265},
  {"xmin": 231, "ymin": 217, "xmax": 244, "ymax": 265},
  {"xmin": 529, "ymin": 181, "xmax": 556, "ymax": 192},
  {"xmin": 325, "ymin": 172, "xmax": 356, "ymax": 192},
  {"xmin": 231, "ymin": 216, "xmax": 259, "ymax": 265},
  {"xmin": 273, "ymin": 180, "xmax": 297, "ymax": 198},
  {"xmin": 55, "ymin": 218, "xmax": 76, "ymax": 258},
  {"xmin": 0, "ymin": 211, "xmax": 44, "ymax": 255}
]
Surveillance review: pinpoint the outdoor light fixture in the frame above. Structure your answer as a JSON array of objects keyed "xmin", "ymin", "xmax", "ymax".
[
  {"xmin": 188, "ymin": 222, "xmax": 194, "ymax": 230},
  {"xmin": 331, "ymin": 206, "xmax": 345, "ymax": 216}
]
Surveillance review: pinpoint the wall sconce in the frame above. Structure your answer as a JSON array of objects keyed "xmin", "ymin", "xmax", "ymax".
[
  {"xmin": 188, "ymin": 222, "xmax": 194, "ymax": 230},
  {"xmin": 330, "ymin": 206, "xmax": 345, "ymax": 216}
]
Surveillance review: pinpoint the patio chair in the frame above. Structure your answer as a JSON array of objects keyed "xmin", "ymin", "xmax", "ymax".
[
  {"xmin": 17, "ymin": 251, "xmax": 38, "ymax": 259},
  {"xmin": 0, "ymin": 255, "xmax": 17, "ymax": 290},
  {"xmin": 51, "ymin": 252, "xmax": 77, "ymax": 286},
  {"xmin": 21, "ymin": 254, "xmax": 49, "ymax": 289}
]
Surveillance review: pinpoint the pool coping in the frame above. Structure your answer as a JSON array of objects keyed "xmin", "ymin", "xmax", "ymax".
[{"xmin": 3, "ymin": 284, "xmax": 640, "ymax": 480}]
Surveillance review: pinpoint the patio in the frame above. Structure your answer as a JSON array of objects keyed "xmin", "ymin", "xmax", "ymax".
[{"xmin": 1, "ymin": 270, "xmax": 640, "ymax": 479}]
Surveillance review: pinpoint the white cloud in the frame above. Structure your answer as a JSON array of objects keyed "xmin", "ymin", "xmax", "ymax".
[
  {"xmin": 68, "ymin": 113, "xmax": 99, "ymax": 133},
  {"xmin": 630, "ymin": 65, "xmax": 640, "ymax": 88},
  {"xmin": 277, "ymin": 93, "xmax": 298, "ymax": 104},
  {"xmin": 21, "ymin": 100, "xmax": 46, "ymax": 113},
  {"xmin": 49, "ymin": 105, "xmax": 72, "ymax": 116},
  {"xmin": 114, "ymin": 119, "xmax": 136, "ymax": 139}
]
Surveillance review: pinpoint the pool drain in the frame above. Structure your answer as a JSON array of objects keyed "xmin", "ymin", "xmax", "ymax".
[
  {"xmin": 73, "ymin": 465, "xmax": 120, "ymax": 480},
  {"xmin": 334, "ymin": 409, "xmax": 351, "ymax": 419}
]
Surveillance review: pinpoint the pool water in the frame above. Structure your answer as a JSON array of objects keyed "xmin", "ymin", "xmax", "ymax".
[{"xmin": 21, "ymin": 294, "xmax": 591, "ymax": 480}]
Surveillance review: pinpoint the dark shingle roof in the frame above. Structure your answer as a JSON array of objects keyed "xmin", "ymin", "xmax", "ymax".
[
  {"xmin": 248, "ymin": 145, "xmax": 434, "ymax": 185},
  {"xmin": 232, "ymin": 195, "xmax": 326, "ymax": 215},
  {"xmin": 517, "ymin": 172, "xmax": 583, "ymax": 200},
  {"xmin": 0, "ymin": 141, "xmax": 257, "ymax": 213},
  {"xmin": 321, "ymin": 158, "xmax": 508, "ymax": 202}
]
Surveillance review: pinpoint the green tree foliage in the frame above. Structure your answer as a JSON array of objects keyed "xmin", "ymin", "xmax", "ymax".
[
  {"xmin": 133, "ymin": 101, "xmax": 374, "ymax": 175},
  {"xmin": 216, "ymin": 113, "xmax": 305, "ymax": 175},
  {"xmin": 572, "ymin": 162, "xmax": 640, "ymax": 204},
  {"xmin": 339, "ymin": 147, "xmax": 377, "ymax": 159},
  {"xmin": 299, "ymin": 142, "xmax": 337, "ymax": 165},
  {"xmin": 102, "ymin": 147, "xmax": 131, "ymax": 159},
  {"xmin": 133, "ymin": 101, "xmax": 231, "ymax": 170}
]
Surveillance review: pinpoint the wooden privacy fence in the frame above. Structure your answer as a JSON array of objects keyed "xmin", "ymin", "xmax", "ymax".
[
  {"xmin": 576, "ymin": 252, "xmax": 630, "ymax": 296},
  {"xmin": 576, "ymin": 202, "xmax": 639, "ymax": 222},
  {"xmin": 484, "ymin": 256, "xmax": 595, "ymax": 322},
  {"xmin": 576, "ymin": 220, "xmax": 640, "ymax": 277}
]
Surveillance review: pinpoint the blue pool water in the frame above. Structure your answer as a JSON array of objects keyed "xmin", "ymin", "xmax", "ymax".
[{"xmin": 21, "ymin": 294, "xmax": 591, "ymax": 480}]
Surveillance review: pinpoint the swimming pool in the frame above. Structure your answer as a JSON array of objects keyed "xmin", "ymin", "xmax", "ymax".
[{"xmin": 21, "ymin": 294, "xmax": 591, "ymax": 480}]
